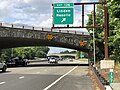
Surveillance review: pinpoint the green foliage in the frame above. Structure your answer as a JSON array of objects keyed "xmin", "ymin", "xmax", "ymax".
[
  {"xmin": 60, "ymin": 50, "xmax": 69, "ymax": 54},
  {"xmin": 87, "ymin": 0, "xmax": 120, "ymax": 63},
  {"xmin": 0, "ymin": 49, "xmax": 12, "ymax": 61},
  {"xmin": 107, "ymin": 0, "xmax": 120, "ymax": 63},
  {"xmin": 108, "ymin": 0, "xmax": 120, "ymax": 18},
  {"xmin": 60, "ymin": 50, "xmax": 77, "ymax": 54},
  {"xmin": 87, "ymin": 3, "xmax": 105, "ymax": 60},
  {"xmin": 0, "ymin": 46, "xmax": 49, "ymax": 61},
  {"xmin": 111, "ymin": 30, "xmax": 120, "ymax": 63},
  {"xmin": 35, "ymin": 50, "xmax": 46, "ymax": 58}
]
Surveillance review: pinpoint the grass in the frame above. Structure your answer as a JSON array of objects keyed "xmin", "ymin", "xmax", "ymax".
[{"xmin": 97, "ymin": 63, "xmax": 120, "ymax": 83}]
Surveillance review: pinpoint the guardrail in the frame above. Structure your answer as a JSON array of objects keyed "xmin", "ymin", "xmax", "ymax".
[
  {"xmin": 89, "ymin": 65, "xmax": 110, "ymax": 90},
  {"xmin": 0, "ymin": 22, "xmax": 90, "ymax": 35},
  {"xmin": 28, "ymin": 59, "xmax": 47, "ymax": 63}
]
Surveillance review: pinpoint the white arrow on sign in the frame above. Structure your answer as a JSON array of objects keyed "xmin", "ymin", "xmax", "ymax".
[{"xmin": 61, "ymin": 18, "xmax": 66, "ymax": 23}]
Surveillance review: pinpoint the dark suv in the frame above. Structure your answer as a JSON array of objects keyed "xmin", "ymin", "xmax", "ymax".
[{"xmin": 6, "ymin": 57, "xmax": 29, "ymax": 67}]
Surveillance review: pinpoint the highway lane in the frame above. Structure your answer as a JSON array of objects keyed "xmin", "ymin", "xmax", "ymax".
[
  {"xmin": 0, "ymin": 64, "xmax": 93, "ymax": 90},
  {"xmin": 48, "ymin": 66, "xmax": 93, "ymax": 90},
  {"xmin": 28, "ymin": 59, "xmax": 88, "ymax": 65}
]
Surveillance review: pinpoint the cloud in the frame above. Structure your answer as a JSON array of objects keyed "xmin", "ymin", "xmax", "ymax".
[
  {"xmin": 0, "ymin": 0, "xmax": 98, "ymax": 53},
  {"xmin": 48, "ymin": 47, "xmax": 74, "ymax": 54},
  {"xmin": 0, "ymin": 0, "xmax": 52, "ymax": 24},
  {"xmin": 81, "ymin": 0, "xmax": 91, "ymax": 2},
  {"xmin": 38, "ymin": 18, "xmax": 52, "ymax": 27},
  {"xmin": 0, "ymin": 0, "xmax": 94, "ymax": 27},
  {"xmin": 53, "ymin": 0, "xmax": 77, "ymax": 3},
  {"xmin": 0, "ymin": 0, "xmax": 14, "ymax": 18}
]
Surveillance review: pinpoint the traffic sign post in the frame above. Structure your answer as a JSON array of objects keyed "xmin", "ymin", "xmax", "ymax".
[
  {"xmin": 53, "ymin": 3, "xmax": 74, "ymax": 24},
  {"xmin": 52, "ymin": 1, "xmax": 109, "ymax": 61}
]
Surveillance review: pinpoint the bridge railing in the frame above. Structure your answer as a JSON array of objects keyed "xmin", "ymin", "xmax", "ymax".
[{"xmin": 0, "ymin": 22, "xmax": 90, "ymax": 35}]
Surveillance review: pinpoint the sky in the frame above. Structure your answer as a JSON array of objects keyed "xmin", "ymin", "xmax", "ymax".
[{"xmin": 0, "ymin": 0, "xmax": 98, "ymax": 54}]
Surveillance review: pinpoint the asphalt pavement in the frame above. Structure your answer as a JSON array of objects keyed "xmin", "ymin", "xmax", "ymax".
[{"xmin": 0, "ymin": 60, "xmax": 93, "ymax": 90}]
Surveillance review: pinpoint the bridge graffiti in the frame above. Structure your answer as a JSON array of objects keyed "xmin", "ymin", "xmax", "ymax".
[{"xmin": 0, "ymin": 23, "xmax": 90, "ymax": 52}]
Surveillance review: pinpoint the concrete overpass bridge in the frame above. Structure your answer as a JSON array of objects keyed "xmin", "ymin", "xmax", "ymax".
[
  {"xmin": 47, "ymin": 53, "xmax": 77, "ymax": 59},
  {"xmin": 0, "ymin": 23, "xmax": 90, "ymax": 52}
]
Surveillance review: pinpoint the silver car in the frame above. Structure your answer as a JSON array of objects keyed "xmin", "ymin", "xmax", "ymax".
[
  {"xmin": 0, "ymin": 61, "xmax": 7, "ymax": 72},
  {"xmin": 48, "ymin": 57, "xmax": 58, "ymax": 64}
]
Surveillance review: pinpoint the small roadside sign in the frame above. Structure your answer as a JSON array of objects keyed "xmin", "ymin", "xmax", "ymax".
[
  {"xmin": 109, "ymin": 69, "xmax": 114, "ymax": 84},
  {"xmin": 80, "ymin": 54, "xmax": 84, "ymax": 58}
]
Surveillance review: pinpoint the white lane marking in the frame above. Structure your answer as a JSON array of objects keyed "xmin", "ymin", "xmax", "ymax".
[
  {"xmin": 26, "ymin": 68, "xmax": 33, "ymax": 70},
  {"xmin": 0, "ymin": 82, "xmax": 6, "ymax": 85},
  {"xmin": 43, "ymin": 66, "xmax": 78, "ymax": 90},
  {"xmin": 105, "ymin": 85, "xmax": 113, "ymax": 90},
  {"xmin": 19, "ymin": 76, "xmax": 25, "ymax": 79},
  {"xmin": 44, "ymin": 70, "xmax": 47, "ymax": 71}
]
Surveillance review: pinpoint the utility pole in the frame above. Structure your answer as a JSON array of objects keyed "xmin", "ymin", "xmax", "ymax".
[{"xmin": 11, "ymin": 48, "xmax": 13, "ymax": 57}]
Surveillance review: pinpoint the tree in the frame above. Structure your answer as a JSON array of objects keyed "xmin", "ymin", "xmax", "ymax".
[
  {"xmin": 0, "ymin": 46, "xmax": 50, "ymax": 61},
  {"xmin": 60, "ymin": 50, "xmax": 70, "ymax": 54},
  {"xmin": 35, "ymin": 50, "xmax": 46, "ymax": 58},
  {"xmin": 87, "ymin": 3, "xmax": 105, "ymax": 61},
  {"xmin": 87, "ymin": 0, "xmax": 120, "ymax": 63},
  {"xmin": 0, "ymin": 48, "xmax": 12, "ymax": 61}
]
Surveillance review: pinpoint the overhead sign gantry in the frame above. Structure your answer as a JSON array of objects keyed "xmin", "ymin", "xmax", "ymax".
[{"xmin": 52, "ymin": 0, "xmax": 109, "ymax": 60}]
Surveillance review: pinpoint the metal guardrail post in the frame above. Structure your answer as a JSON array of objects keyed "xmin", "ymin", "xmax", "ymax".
[
  {"xmin": 0, "ymin": 23, "xmax": 2, "ymax": 27},
  {"xmin": 59, "ymin": 30, "xmax": 61, "ymax": 32},
  {"xmin": 51, "ymin": 28, "xmax": 52, "ymax": 32},
  {"xmin": 12, "ymin": 24, "xmax": 13, "ymax": 28},
  {"xmin": 33, "ymin": 27, "xmax": 34, "ymax": 30},
  {"xmin": 89, "ymin": 65, "xmax": 106, "ymax": 90},
  {"xmin": 42, "ymin": 28, "xmax": 44, "ymax": 31},
  {"xmin": 82, "ymin": 32, "xmax": 84, "ymax": 35},
  {"xmin": 67, "ymin": 30, "xmax": 69, "ymax": 33},
  {"xmin": 75, "ymin": 31, "xmax": 76, "ymax": 34}
]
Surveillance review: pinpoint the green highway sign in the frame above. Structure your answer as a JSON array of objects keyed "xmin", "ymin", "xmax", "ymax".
[
  {"xmin": 80, "ymin": 54, "xmax": 84, "ymax": 58},
  {"xmin": 54, "ymin": 8, "xmax": 74, "ymax": 24},
  {"xmin": 54, "ymin": 3, "xmax": 74, "ymax": 7},
  {"xmin": 53, "ymin": 3, "xmax": 74, "ymax": 24}
]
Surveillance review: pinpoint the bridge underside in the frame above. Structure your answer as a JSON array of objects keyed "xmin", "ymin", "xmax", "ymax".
[
  {"xmin": 0, "ymin": 37, "xmax": 89, "ymax": 52},
  {"xmin": 0, "ymin": 27, "xmax": 90, "ymax": 52}
]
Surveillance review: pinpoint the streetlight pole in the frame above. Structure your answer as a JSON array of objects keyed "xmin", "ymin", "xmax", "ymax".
[
  {"xmin": 11, "ymin": 48, "xmax": 13, "ymax": 57},
  {"xmin": 93, "ymin": 4, "xmax": 96, "ymax": 66},
  {"xmin": 93, "ymin": 15, "xmax": 96, "ymax": 67}
]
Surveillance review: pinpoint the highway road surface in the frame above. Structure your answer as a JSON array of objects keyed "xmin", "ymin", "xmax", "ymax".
[
  {"xmin": 0, "ymin": 62, "xmax": 93, "ymax": 90},
  {"xmin": 28, "ymin": 59, "xmax": 89, "ymax": 65}
]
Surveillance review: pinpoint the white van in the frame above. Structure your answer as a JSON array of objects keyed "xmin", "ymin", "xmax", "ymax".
[{"xmin": 48, "ymin": 57, "xmax": 58, "ymax": 64}]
